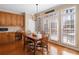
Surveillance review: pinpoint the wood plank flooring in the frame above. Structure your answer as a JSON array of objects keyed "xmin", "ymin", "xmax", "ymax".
[
  {"xmin": 48, "ymin": 42, "xmax": 79, "ymax": 55},
  {"xmin": 0, "ymin": 40, "xmax": 79, "ymax": 55}
]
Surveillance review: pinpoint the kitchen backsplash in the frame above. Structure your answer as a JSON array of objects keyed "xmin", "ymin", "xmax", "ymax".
[{"xmin": 0, "ymin": 26, "xmax": 21, "ymax": 32}]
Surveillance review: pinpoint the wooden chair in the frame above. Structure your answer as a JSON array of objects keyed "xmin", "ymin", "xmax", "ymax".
[
  {"xmin": 23, "ymin": 35, "xmax": 35, "ymax": 54},
  {"xmin": 36, "ymin": 34, "xmax": 49, "ymax": 55}
]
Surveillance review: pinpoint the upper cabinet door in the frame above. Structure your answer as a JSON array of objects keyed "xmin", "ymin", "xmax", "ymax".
[
  {"xmin": 11, "ymin": 14, "xmax": 17, "ymax": 26},
  {"xmin": 5, "ymin": 13, "xmax": 12, "ymax": 26},
  {"xmin": 17, "ymin": 15, "xmax": 21, "ymax": 26},
  {"xmin": 17, "ymin": 15, "xmax": 24, "ymax": 27},
  {"xmin": 0, "ymin": 12, "xmax": 6, "ymax": 26},
  {"xmin": 20, "ymin": 15, "xmax": 24, "ymax": 27}
]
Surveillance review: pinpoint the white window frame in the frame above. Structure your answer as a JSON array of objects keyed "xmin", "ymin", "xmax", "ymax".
[
  {"xmin": 49, "ymin": 12, "xmax": 59, "ymax": 41},
  {"xmin": 61, "ymin": 6, "xmax": 76, "ymax": 46}
]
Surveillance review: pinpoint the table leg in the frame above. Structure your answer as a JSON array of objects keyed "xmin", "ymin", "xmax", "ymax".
[{"xmin": 34, "ymin": 41, "xmax": 36, "ymax": 55}]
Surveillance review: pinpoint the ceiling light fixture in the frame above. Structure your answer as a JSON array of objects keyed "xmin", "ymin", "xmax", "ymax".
[
  {"xmin": 36, "ymin": 4, "xmax": 38, "ymax": 13},
  {"xmin": 33, "ymin": 4, "xmax": 38, "ymax": 21}
]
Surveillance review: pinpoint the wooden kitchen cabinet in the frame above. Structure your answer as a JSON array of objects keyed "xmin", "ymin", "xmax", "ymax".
[
  {"xmin": 8, "ymin": 32, "xmax": 15, "ymax": 42},
  {"xmin": 0, "ymin": 12, "xmax": 12, "ymax": 26},
  {"xmin": 5, "ymin": 13, "xmax": 12, "ymax": 26},
  {"xmin": 0, "ymin": 33, "xmax": 4, "ymax": 43},
  {"xmin": 16, "ymin": 15, "xmax": 24, "ymax": 27},
  {"xmin": 20, "ymin": 15, "xmax": 24, "ymax": 27},
  {"xmin": 17, "ymin": 15, "xmax": 21, "ymax": 26},
  {"xmin": 0, "ymin": 32, "xmax": 16, "ymax": 44},
  {"xmin": 0, "ymin": 33, "xmax": 9, "ymax": 43},
  {"xmin": 0, "ymin": 12, "xmax": 25, "ymax": 29},
  {"xmin": 11, "ymin": 14, "xmax": 17, "ymax": 26},
  {"xmin": 0, "ymin": 12, "xmax": 6, "ymax": 26}
]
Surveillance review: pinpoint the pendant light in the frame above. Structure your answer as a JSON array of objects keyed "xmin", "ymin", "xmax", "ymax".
[
  {"xmin": 32, "ymin": 4, "xmax": 38, "ymax": 21},
  {"xmin": 33, "ymin": 4, "xmax": 38, "ymax": 21},
  {"xmin": 36, "ymin": 4, "xmax": 38, "ymax": 14}
]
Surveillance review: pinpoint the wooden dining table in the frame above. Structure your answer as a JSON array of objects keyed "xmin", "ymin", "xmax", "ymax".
[{"xmin": 23, "ymin": 35, "xmax": 42, "ymax": 55}]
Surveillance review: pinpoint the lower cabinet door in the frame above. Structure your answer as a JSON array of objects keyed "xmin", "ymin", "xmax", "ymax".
[
  {"xmin": 0, "ymin": 33, "xmax": 9, "ymax": 43},
  {"xmin": 0, "ymin": 32, "xmax": 15, "ymax": 44},
  {"xmin": 8, "ymin": 32, "xmax": 15, "ymax": 42}
]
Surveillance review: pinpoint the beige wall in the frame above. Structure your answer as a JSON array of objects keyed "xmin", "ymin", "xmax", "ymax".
[{"xmin": 25, "ymin": 13, "xmax": 35, "ymax": 33}]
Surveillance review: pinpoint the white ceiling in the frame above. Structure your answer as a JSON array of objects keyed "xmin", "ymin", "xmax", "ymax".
[{"xmin": 0, "ymin": 4, "xmax": 59, "ymax": 14}]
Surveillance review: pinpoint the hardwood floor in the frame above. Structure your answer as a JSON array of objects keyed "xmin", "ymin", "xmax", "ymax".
[
  {"xmin": 0, "ymin": 40, "xmax": 26, "ymax": 55},
  {"xmin": 0, "ymin": 40, "xmax": 79, "ymax": 55},
  {"xmin": 48, "ymin": 43, "xmax": 79, "ymax": 55}
]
